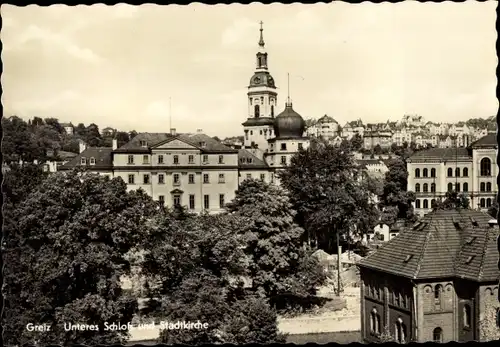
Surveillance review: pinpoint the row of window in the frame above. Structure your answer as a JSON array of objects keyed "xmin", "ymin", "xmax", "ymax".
[
  {"xmin": 365, "ymin": 284, "xmax": 408, "ymax": 309},
  {"xmin": 127, "ymin": 154, "xmax": 225, "ymax": 165},
  {"xmin": 158, "ymin": 193, "xmax": 225, "ymax": 210},
  {"xmin": 415, "ymin": 182, "xmax": 493, "ymax": 194},
  {"xmin": 415, "ymin": 197, "xmax": 493, "ymax": 209},
  {"xmin": 369, "ymin": 310, "xmax": 407, "ymax": 343},
  {"xmin": 81, "ymin": 157, "xmax": 96, "ymax": 165},
  {"xmin": 253, "ymin": 104, "xmax": 275, "ymax": 118},
  {"xmin": 127, "ymin": 172, "xmax": 268, "ymax": 185},
  {"xmin": 414, "ymin": 158, "xmax": 492, "ymax": 178}
]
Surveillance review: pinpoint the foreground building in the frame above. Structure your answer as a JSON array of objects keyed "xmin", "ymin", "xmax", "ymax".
[
  {"xmin": 407, "ymin": 133, "xmax": 497, "ymax": 216},
  {"xmin": 358, "ymin": 209, "xmax": 499, "ymax": 343}
]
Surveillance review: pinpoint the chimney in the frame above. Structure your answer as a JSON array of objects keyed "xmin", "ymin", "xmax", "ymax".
[
  {"xmin": 197, "ymin": 129, "xmax": 203, "ymax": 133},
  {"xmin": 170, "ymin": 128, "xmax": 176, "ymax": 136},
  {"xmin": 112, "ymin": 138, "xmax": 118, "ymax": 150},
  {"xmin": 79, "ymin": 141, "xmax": 86, "ymax": 154}
]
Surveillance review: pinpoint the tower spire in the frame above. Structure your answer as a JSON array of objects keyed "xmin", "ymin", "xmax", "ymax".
[
  {"xmin": 259, "ymin": 21, "xmax": 265, "ymax": 47},
  {"xmin": 286, "ymin": 72, "xmax": 292, "ymax": 106}
]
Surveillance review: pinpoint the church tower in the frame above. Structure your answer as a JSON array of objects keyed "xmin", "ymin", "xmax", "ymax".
[{"xmin": 242, "ymin": 22, "xmax": 277, "ymax": 150}]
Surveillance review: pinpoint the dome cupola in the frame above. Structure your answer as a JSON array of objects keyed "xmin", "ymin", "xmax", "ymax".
[{"xmin": 273, "ymin": 101, "xmax": 306, "ymax": 138}]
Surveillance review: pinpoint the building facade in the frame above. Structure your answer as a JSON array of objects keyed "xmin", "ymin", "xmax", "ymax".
[
  {"xmin": 407, "ymin": 134, "xmax": 497, "ymax": 216},
  {"xmin": 358, "ymin": 209, "xmax": 499, "ymax": 343}
]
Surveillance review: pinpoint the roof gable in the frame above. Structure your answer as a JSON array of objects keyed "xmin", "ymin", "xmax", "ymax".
[{"xmin": 152, "ymin": 137, "xmax": 201, "ymax": 150}]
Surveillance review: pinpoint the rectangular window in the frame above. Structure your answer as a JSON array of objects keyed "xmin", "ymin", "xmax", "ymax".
[
  {"xmin": 143, "ymin": 174, "xmax": 150, "ymax": 184},
  {"xmin": 140, "ymin": 140, "xmax": 148, "ymax": 147},
  {"xmin": 128, "ymin": 174, "xmax": 135, "ymax": 184},
  {"xmin": 219, "ymin": 155, "xmax": 224, "ymax": 164},
  {"xmin": 270, "ymin": 173, "xmax": 274, "ymax": 183},
  {"xmin": 188, "ymin": 174, "xmax": 195, "ymax": 184},
  {"xmin": 203, "ymin": 155, "xmax": 209, "ymax": 163},
  {"xmin": 281, "ymin": 143, "xmax": 287, "ymax": 151},
  {"xmin": 298, "ymin": 143, "xmax": 303, "ymax": 150},
  {"xmin": 260, "ymin": 173, "xmax": 265, "ymax": 181},
  {"xmin": 173, "ymin": 155, "xmax": 179, "ymax": 164},
  {"xmin": 173, "ymin": 173, "xmax": 180, "ymax": 185},
  {"xmin": 281, "ymin": 156, "xmax": 287, "ymax": 164},
  {"xmin": 143, "ymin": 155, "xmax": 149, "ymax": 164},
  {"xmin": 188, "ymin": 155, "xmax": 195, "ymax": 164},
  {"xmin": 89, "ymin": 157, "xmax": 96, "ymax": 165},
  {"xmin": 158, "ymin": 174, "xmax": 165, "ymax": 184},
  {"xmin": 173, "ymin": 194, "xmax": 181, "ymax": 206},
  {"xmin": 246, "ymin": 173, "xmax": 251, "ymax": 179},
  {"xmin": 218, "ymin": 173, "xmax": 225, "ymax": 183},
  {"xmin": 219, "ymin": 194, "xmax": 225, "ymax": 208},
  {"xmin": 158, "ymin": 195, "xmax": 165, "ymax": 204},
  {"xmin": 189, "ymin": 194, "xmax": 195, "ymax": 209},
  {"xmin": 80, "ymin": 157, "xmax": 86, "ymax": 165},
  {"xmin": 128, "ymin": 155, "xmax": 134, "ymax": 164},
  {"xmin": 203, "ymin": 174, "xmax": 210, "ymax": 184},
  {"xmin": 158, "ymin": 155, "xmax": 164, "ymax": 164},
  {"xmin": 204, "ymin": 194, "xmax": 210, "ymax": 209}
]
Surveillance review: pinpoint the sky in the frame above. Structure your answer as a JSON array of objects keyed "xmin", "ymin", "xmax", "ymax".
[{"xmin": 1, "ymin": 2, "xmax": 498, "ymax": 138}]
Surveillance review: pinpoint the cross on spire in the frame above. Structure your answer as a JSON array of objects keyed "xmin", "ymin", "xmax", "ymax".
[{"xmin": 258, "ymin": 21, "xmax": 265, "ymax": 47}]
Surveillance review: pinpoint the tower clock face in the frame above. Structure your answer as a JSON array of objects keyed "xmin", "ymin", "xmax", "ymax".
[{"xmin": 253, "ymin": 76, "xmax": 261, "ymax": 84}]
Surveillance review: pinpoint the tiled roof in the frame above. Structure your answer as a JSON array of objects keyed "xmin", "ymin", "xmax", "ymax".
[
  {"xmin": 114, "ymin": 132, "xmax": 238, "ymax": 153},
  {"xmin": 61, "ymin": 147, "xmax": 113, "ymax": 170},
  {"xmin": 238, "ymin": 149, "xmax": 269, "ymax": 169},
  {"xmin": 358, "ymin": 209, "xmax": 498, "ymax": 282},
  {"xmin": 318, "ymin": 114, "xmax": 337, "ymax": 124},
  {"xmin": 408, "ymin": 148, "xmax": 471, "ymax": 162},
  {"xmin": 470, "ymin": 133, "xmax": 497, "ymax": 148}
]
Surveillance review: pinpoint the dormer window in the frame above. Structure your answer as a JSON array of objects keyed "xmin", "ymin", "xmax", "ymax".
[
  {"xmin": 80, "ymin": 157, "xmax": 86, "ymax": 165},
  {"xmin": 200, "ymin": 142, "xmax": 206, "ymax": 148},
  {"xmin": 246, "ymin": 158, "xmax": 252, "ymax": 163},
  {"xmin": 89, "ymin": 157, "xmax": 96, "ymax": 165},
  {"xmin": 140, "ymin": 140, "xmax": 148, "ymax": 147}
]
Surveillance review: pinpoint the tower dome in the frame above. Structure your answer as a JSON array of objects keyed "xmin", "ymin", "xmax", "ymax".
[{"xmin": 273, "ymin": 102, "xmax": 306, "ymax": 138}]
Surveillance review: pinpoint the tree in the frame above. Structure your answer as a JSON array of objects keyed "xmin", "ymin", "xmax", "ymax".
[
  {"xmin": 2, "ymin": 116, "xmax": 44, "ymax": 164},
  {"xmin": 373, "ymin": 144, "xmax": 382, "ymax": 155},
  {"xmin": 390, "ymin": 143, "xmax": 398, "ymax": 154},
  {"xmin": 141, "ymin": 211, "xmax": 285, "ymax": 344},
  {"xmin": 85, "ymin": 123, "xmax": 102, "ymax": 147},
  {"xmin": 115, "ymin": 131, "xmax": 130, "ymax": 147},
  {"xmin": 350, "ymin": 133, "xmax": 363, "ymax": 151},
  {"xmin": 434, "ymin": 191, "xmax": 470, "ymax": 210},
  {"xmin": 129, "ymin": 130, "xmax": 138, "ymax": 139},
  {"xmin": 44, "ymin": 118, "xmax": 63, "ymax": 133},
  {"xmin": 379, "ymin": 157, "xmax": 416, "ymax": 226},
  {"xmin": 75, "ymin": 123, "xmax": 87, "ymax": 136},
  {"xmin": 34, "ymin": 124, "xmax": 63, "ymax": 160},
  {"xmin": 2, "ymin": 170, "xmax": 158, "ymax": 346},
  {"xmin": 32, "ymin": 116, "xmax": 45, "ymax": 127},
  {"xmin": 225, "ymin": 179, "xmax": 326, "ymax": 307},
  {"xmin": 278, "ymin": 138, "xmax": 380, "ymax": 253}
]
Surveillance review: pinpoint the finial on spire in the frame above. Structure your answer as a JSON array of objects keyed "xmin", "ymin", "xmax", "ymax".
[
  {"xmin": 286, "ymin": 72, "xmax": 292, "ymax": 107},
  {"xmin": 258, "ymin": 21, "xmax": 265, "ymax": 47}
]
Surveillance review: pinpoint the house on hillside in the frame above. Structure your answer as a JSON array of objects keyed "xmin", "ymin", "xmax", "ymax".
[
  {"xmin": 358, "ymin": 209, "xmax": 499, "ymax": 343},
  {"xmin": 102, "ymin": 127, "xmax": 115, "ymax": 137},
  {"xmin": 61, "ymin": 123, "xmax": 74, "ymax": 135}
]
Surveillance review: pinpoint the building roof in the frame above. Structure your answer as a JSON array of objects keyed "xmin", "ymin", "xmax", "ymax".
[
  {"xmin": 358, "ymin": 209, "xmax": 498, "ymax": 282},
  {"xmin": 274, "ymin": 102, "xmax": 306, "ymax": 138},
  {"xmin": 470, "ymin": 133, "xmax": 497, "ymax": 149},
  {"xmin": 61, "ymin": 147, "xmax": 113, "ymax": 170},
  {"xmin": 318, "ymin": 114, "xmax": 337, "ymax": 124},
  {"xmin": 114, "ymin": 132, "xmax": 238, "ymax": 153},
  {"xmin": 408, "ymin": 147, "xmax": 471, "ymax": 162},
  {"xmin": 242, "ymin": 117, "xmax": 275, "ymax": 127},
  {"xmin": 238, "ymin": 149, "xmax": 269, "ymax": 169}
]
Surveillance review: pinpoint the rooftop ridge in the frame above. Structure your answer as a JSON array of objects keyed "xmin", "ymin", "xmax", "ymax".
[
  {"xmin": 477, "ymin": 227, "xmax": 494, "ymax": 281},
  {"xmin": 414, "ymin": 226, "xmax": 433, "ymax": 279}
]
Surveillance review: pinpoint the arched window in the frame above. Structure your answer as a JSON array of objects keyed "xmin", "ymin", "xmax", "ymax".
[
  {"xmin": 463, "ymin": 168, "xmax": 468, "ymax": 177},
  {"xmin": 431, "ymin": 199, "xmax": 437, "ymax": 208},
  {"xmin": 433, "ymin": 327, "xmax": 443, "ymax": 343},
  {"xmin": 254, "ymin": 104, "xmax": 260, "ymax": 118},
  {"xmin": 447, "ymin": 168, "xmax": 453, "ymax": 177},
  {"xmin": 415, "ymin": 168, "xmax": 420, "ymax": 178},
  {"xmin": 480, "ymin": 198, "xmax": 486, "ymax": 208},
  {"xmin": 423, "ymin": 168, "xmax": 428, "ymax": 177},
  {"xmin": 486, "ymin": 182, "xmax": 492, "ymax": 192},
  {"xmin": 370, "ymin": 308, "xmax": 380, "ymax": 334},
  {"xmin": 480, "ymin": 182, "xmax": 486, "ymax": 192},
  {"xmin": 271, "ymin": 105, "xmax": 274, "ymax": 117},
  {"xmin": 423, "ymin": 199, "xmax": 429, "ymax": 209},
  {"xmin": 430, "ymin": 168, "xmax": 436, "ymax": 178},
  {"xmin": 456, "ymin": 183, "xmax": 460, "ymax": 192},
  {"xmin": 431, "ymin": 183, "xmax": 436, "ymax": 193},
  {"xmin": 415, "ymin": 199, "xmax": 421, "ymax": 209},
  {"xmin": 455, "ymin": 168, "xmax": 460, "ymax": 177},
  {"xmin": 480, "ymin": 158, "xmax": 492, "ymax": 176},
  {"xmin": 423, "ymin": 183, "xmax": 428, "ymax": 192},
  {"xmin": 448, "ymin": 183, "xmax": 453, "ymax": 192},
  {"xmin": 487, "ymin": 198, "xmax": 492, "ymax": 208},
  {"xmin": 463, "ymin": 183, "xmax": 468, "ymax": 192},
  {"xmin": 434, "ymin": 284, "xmax": 442, "ymax": 305},
  {"xmin": 463, "ymin": 304, "xmax": 471, "ymax": 328},
  {"xmin": 395, "ymin": 318, "xmax": 406, "ymax": 343},
  {"xmin": 375, "ymin": 314, "xmax": 381, "ymax": 334},
  {"xmin": 415, "ymin": 183, "xmax": 421, "ymax": 192}
]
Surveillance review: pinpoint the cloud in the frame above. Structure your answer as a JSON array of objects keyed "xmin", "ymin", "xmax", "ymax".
[{"xmin": 4, "ymin": 24, "xmax": 103, "ymax": 64}]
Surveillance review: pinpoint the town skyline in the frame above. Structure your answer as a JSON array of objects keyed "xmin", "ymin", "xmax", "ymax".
[{"xmin": 2, "ymin": 2, "xmax": 497, "ymax": 138}]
